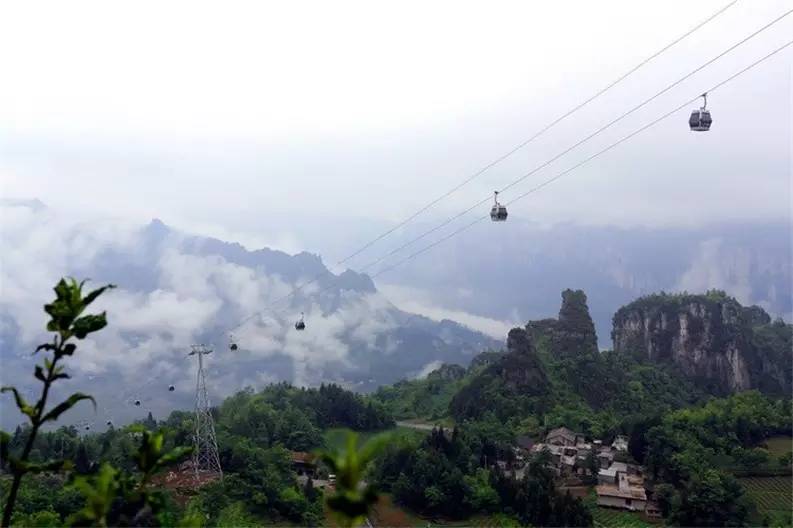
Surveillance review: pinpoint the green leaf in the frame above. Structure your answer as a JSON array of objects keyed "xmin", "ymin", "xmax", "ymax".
[
  {"xmin": 62, "ymin": 343, "xmax": 77, "ymax": 356},
  {"xmin": 359, "ymin": 431, "xmax": 392, "ymax": 466},
  {"xmin": 68, "ymin": 463, "xmax": 121, "ymax": 526},
  {"xmin": 35, "ymin": 343, "xmax": 57, "ymax": 354},
  {"xmin": 153, "ymin": 446, "xmax": 194, "ymax": 472},
  {"xmin": 1, "ymin": 386, "xmax": 36, "ymax": 418},
  {"xmin": 72, "ymin": 313, "xmax": 108, "ymax": 339},
  {"xmin": 45, "ymin": 278, "xmax": 81, "ymax": 334},
  {"xmin": 53, "ymin": 365, "xmax": 70, "ymax": 380},
  {"xmin": 35, "ymin": 365, "xmax": 47, "ymax": 382},
  {"xmin": 82, "ymin": 284, "xmax": 116, "ymax": 307},
  {"xmin": 41, "ymin": 392, "xmax": 95, "ymax": 423}
]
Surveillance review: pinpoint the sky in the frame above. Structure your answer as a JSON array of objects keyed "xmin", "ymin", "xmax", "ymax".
[
  {"xmin": 1, "ymin": 1, "xmax": 792, "ymax": 428},
  {"xmin": 1, "ymin": 0, "xmax": 791, "ymax": 264}
]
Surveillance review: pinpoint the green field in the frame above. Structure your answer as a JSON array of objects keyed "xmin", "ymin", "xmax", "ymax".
[
  {"xmin": 765, "ymin": 436, "xmax": 793, "ymax": 458},
  {"xmin": 592, "ymin": 507, "xmax": 653, "ymax": 528},
  {"xmin": 322, "ymin": 426, "xmax": 424, "ymax": 451},
  {"xmin": 740, "ymin": 476, "xmax": 793, "ymax": 521}
]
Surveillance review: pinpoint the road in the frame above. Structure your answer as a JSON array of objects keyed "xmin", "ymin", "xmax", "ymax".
[{"xmin": 395, "ymin": 420, "xmax": 438, "ymax": 431}]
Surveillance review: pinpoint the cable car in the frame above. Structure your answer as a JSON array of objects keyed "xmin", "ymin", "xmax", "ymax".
[
  {"xmin": 689, "ymin": 93, "xmax": 712, "ymax": 131},
  {"xmin": 490, "ymin": 191, "xmax": 508, "ymax": 222},
  {"xmin": 134, "ymin": 399, "xmax": 141, "ymax": 406},
  {"xmin": 106, "ymin": 420, "xmax": 113, "ymax": 427},
  {"xmin": 229, "ymin": 334, "xmax": 238, "ymax": 351},
  {"xmin": 295, "ymin": 312, "xmax": 306, "ymax": 331},
  {"xmin": 168, "ymin": 385, "xmax": 175, "ymax": 392}
]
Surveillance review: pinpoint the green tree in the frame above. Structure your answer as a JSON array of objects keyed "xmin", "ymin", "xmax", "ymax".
[
  {"xmin": 68, "ymin": 428, "xmax": 193, "ymax": 526},
  {"xmin": 669, "ymin": 469, "xmax": 751, "ymax": 527},
  {"xmin": 75, "ymin": 443, "xmax": 91, "ymax": 475}
]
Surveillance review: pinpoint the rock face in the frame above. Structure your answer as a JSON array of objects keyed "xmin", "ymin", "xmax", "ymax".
[
  {"xmin": 528, "ymin": 289, "xmax": 599, "ymax": 358},
  {"xmin": 612, "ymin": 291, "xmax": 791, "ymax": 395}
]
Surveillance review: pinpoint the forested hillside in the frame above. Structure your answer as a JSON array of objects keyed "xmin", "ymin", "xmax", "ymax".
[
  {"xmin": 3, "ymin": 284, "xmax": 791, "ymax": 528},
  {"xmin": 2, "ymin": 383, "xmax": 393, "ymax": 526}
]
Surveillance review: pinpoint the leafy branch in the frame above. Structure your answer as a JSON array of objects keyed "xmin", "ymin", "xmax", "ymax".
[
  {"xmin": 67, "ymin": 428, "xmax": 194, "ymax": 526},
  {"xmin": 316, "ymin": 431, "xmax": 390, "ymax": 528},
  {"xmin": 1, "ymin": 278, "xmax": 114, "ymax": 528}
]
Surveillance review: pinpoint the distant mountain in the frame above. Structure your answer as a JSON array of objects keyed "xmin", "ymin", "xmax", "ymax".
[
  {"xmin": 380, "ymin": 288, "xmax": 791, "ymax": 432},
  {"xmin": 0, "ymin": 202, "xmax": 500, "ymax": 429},
  {"xmin": 384, "ymin": 220, "xmax": 792, "ymax": 348}
]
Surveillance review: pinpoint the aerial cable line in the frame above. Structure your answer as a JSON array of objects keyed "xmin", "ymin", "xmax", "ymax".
[
  {"xmin": 230, "ymin": 34, "xmax": 793, "ymax": 337},
  {"xmin": 369, "ymin": 39, "xmax": 793, "ymax": 281},
  {"xmin": 220, "ymin": 0, "xmax": 741, "ymax": 330},
  {"xmin": 333, "ymin": 0, "xmax": 739, "ymax": 267},
  {"xmin": 222, "ymin": 4, "xmax": 789, "ymax": 339},
  {"xmin": 356, "ymin": 6, "xmax": 793, "ymax": 272}
]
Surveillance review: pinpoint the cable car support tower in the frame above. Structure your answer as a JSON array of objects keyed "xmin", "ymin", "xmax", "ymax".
[{"xmin": 189, "ymin": 344, "xmax": 222, "ymax": 481}]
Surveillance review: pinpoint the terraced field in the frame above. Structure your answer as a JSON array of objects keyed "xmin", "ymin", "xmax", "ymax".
[
  {"xmin": 592, "ymin": 508, "xmax": 653, "ymax": 528},
  {"xmin": 740, "ymin": 476, "xmax": 792, "ymax": 520}
]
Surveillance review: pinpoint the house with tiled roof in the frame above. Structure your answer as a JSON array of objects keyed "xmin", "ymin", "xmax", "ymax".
[
  {"xmin": 546, "ymin": 426, "xmax": 584, "ymax": 447},
  {"xmin": 596, "ymin": 469, "xmax": 647, "ymax": 512}
]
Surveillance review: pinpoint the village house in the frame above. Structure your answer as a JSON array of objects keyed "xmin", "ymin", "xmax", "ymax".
[
  {"xmin": 596, "ymin": 471, "xmax": 647, "ymax": 512},
  {"xmin": 531, "ymin": 428, "xmax": 595, "ymax": 478},
  {"xmin": 597, "ymin": 449, "xmax": 615, "ymax": 469},
  {"xmin": 546, "ymin": 426, "xmax": 585, "ymax": 447},
  {"xmin": 523, "ymin": 426, "xmax": 652, "ymax": 515},
  {"xmin": 598, "ymin": 461, "xmax": 628, "ymax": 485},
  {"xmin": 290, "ymin": 451, "xmax": 317, "ymax": 478},
  {"xmin": 611, "ymin": 435, "xmax": 629, "ymax": 452}
]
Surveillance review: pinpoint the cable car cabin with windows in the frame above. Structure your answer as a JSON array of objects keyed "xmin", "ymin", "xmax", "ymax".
[
  {"xmin": 490, "ymin": 191, "xmax": 508, "ymax": 222},
  {"xmin": 295, "ymin": 312, "xmax": 306, "ymax": 331},
  {"xmin": 689, "ymin": 93, "xmax": 712, "ymax": 131}
]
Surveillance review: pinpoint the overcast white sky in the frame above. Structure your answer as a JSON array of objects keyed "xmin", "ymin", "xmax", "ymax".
[{"xmin": 1, "ymin": 0, "xmax": 791, "ymax": 260}]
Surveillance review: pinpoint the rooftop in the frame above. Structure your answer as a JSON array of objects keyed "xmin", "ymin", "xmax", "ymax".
[{"xmin": 596, "ymin": 484, "xmax": 647, "ymax": 501}]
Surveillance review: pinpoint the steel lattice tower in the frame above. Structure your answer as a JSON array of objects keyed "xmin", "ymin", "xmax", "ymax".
[{"xmin": 189, "ymin": 344, "xmax": 222, "ymax": 480}]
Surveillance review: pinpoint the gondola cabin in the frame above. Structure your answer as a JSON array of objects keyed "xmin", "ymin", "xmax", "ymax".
[
  {"xmin": 689, "ymin": 93, "xmax": 712, "ymax": 132},
  {"xmin": 490, "ymin": 191, "xmax": 508, "ymax": 222}
]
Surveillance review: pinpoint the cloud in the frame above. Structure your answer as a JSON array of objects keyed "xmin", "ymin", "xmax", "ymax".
[
  {"xmin": 414, "ymin": 360, "xmax": 444, "ymax": 380},
  {"xmin": 379, "ymin": 283, "xmax": 515, "ymax": 338},
  {"xmin": 0, "ymin": 203, "xmax": 409, "ymax": 419}
]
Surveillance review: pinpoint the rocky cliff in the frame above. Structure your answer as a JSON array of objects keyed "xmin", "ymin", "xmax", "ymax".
[
  {"xmin": 612, "ymin": 291, "xmax": 791, "ymax": 395},
  {"xmin": 528, "ymin": 289, "xmax": 599, "ymax": 358}
]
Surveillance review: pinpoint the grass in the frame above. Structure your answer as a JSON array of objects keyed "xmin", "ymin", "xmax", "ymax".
[
  {"xmin": 764, "ymin": 436, "xmax": 793, "ymax": 458},
  {"xmin": 739, "ymin": 476, "xmax": 793, "ymax": 521},
  {"xmin": 322, "ymin": 426, "xmax": 425, "ymax": 451},
  {"xmin": 592, "ymin": 508, "xmax": 654, "ymax": 528}
]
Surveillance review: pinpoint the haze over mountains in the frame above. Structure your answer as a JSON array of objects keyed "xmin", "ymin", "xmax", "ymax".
[
  {"xmin": 380, "ymin": 218, "xmax": 791, "ymax": 347},
  {"xmin": 0, "ymin": 200, "xmax": 499, "ymax": 429},
  {"xmin": 1, "ymin": 199, "xmax": 790, "ymax": 428}
]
